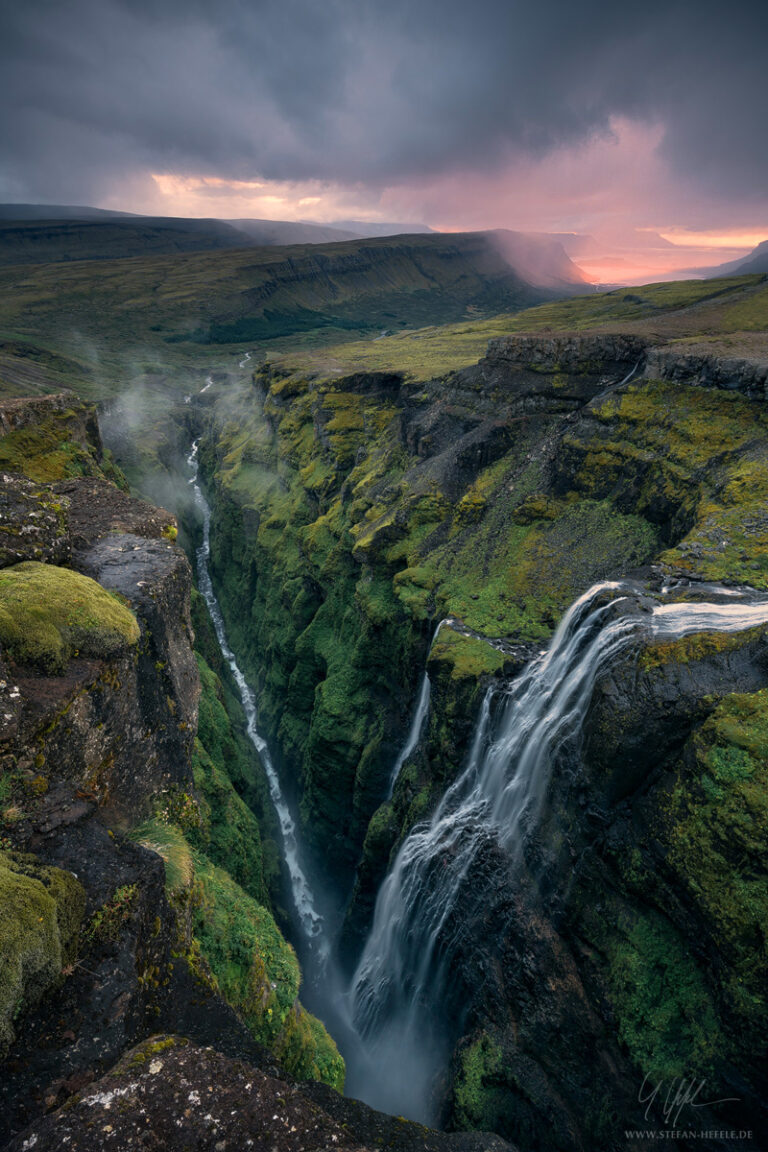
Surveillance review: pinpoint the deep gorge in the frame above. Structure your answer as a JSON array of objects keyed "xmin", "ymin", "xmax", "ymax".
[
  {"xmin": 183, "ymin": 332, "xmax": 768, "ymax": 1146},
  {"xmin": 2, "ymin": 313, "xmax": 768, "ymax": 1151}
]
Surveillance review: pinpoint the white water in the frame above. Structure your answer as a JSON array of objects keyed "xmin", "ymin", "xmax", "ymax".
[
  {"xmin": 386, "ymin": 619, "xmax": 453, "ymax": 798},
  {"xmin": 186, "ymin": 439, "xmax": 323, "ymax": 943},
  {"xmin": 347, "ymin": 579, "xmax": 768, "ymax": 1120},
  {"xmin": 239, "ymin": 351, "xmax": 252, "ymax": 369}
]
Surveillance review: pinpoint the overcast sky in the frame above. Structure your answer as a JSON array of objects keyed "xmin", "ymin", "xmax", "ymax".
[{"xmin": 0, "ymin": 0, "xmax": 765, "ymax": 277}]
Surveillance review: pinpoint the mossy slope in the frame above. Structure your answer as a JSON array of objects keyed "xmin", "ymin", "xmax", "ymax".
[{"xmin": 191, "ymin": 850, "xmax": 344, "ymax": 1091}]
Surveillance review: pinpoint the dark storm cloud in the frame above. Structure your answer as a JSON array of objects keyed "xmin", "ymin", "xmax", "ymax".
[{"xmin": 0, "ymin": 0, "xmax": 765, "ymax": 203}]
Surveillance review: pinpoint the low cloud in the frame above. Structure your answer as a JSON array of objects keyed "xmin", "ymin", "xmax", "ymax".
[{"xmin": 0, "ymin": 0, "xmax": 765, "ymax": 241}]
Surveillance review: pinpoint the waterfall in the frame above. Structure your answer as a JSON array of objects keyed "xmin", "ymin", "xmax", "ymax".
[
  {"xmin": 186, "ymin": 440, "xmax": 323, "ymax": 945},
  {"xmin": 347, "ymin": 579, "xmax": 768, "ymax": 1121},
  {"xmin": 386, "ymin": 619, "xmax": 453, "ymax": 798}
]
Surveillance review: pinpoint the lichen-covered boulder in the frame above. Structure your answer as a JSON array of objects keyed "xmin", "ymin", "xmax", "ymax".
[
  {"xmin": 5, "ymin": 1035, "xmax": 515, "ymax": 1152},
  {"xmin": 0, "ymin": 850, "xmax": 85, "ymax": 1057},
  {"xmin": 0, "ymin": 474, "xmax": 71, "ymax": 569},
  {"xmin": 0, "ymin": 560, "xmax": 140, "ymax": 675}
]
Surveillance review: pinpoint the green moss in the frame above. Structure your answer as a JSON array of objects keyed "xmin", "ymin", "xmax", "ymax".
[
  {"xmin": 0, "ymin": 561, "xmax": 140, "ymax": 674},
  {"xmin": 663, "ymin": 690, "xmax": 768, "ymax": 1039},
  {"xmin": 273, "ymin": 1003, "xmax": 346, "ymax": 1092},
  {"xmin": 0, "ymin": 415, "xmax": 101, "ymax": 483},
  {"xmin": 191, "ymin": 850, "xmax": 344, "ymax": 1089},
  {"xmin": 639, "ymin": 623, "xmax": 768, "ymax": 671},
  {"xmin": 122, "ymin": 1035, "xmax": 185, "ymax": 1070},
  {"xmin": 0, "ymin": 850, "xmax": 85, "ymax": 1056},
  {"xmin": 187, "ymin": 653, "xmax": 271, "ymax": 905},
  {"xmin": 604, "ymin": 907, "xmax": 719, "ymax": 1079},
  {"xmin": 453, "ymin": 1032, "xmax": 513, "ymax": 1132},
  {"xmin": 430, "ymin": 628, "xmax": 505, "ymax": 681}
]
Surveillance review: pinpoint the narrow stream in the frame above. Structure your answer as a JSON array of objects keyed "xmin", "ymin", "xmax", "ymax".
[{"xmin": 186, "ymin": 438, "xmax": 324, "ymax": 946}]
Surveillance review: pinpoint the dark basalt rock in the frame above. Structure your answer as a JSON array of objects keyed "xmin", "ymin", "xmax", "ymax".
[
  {"xmin": 585, "ymin": 626, "xmax": 768, "ymax": 801},
  {"xmin": 5, "ymin": 1035, "xmax": 516, "ymax": 1152},
  {"xmin": 645, "ymin": 346, "xmax": 768, "ymax": 399},
  {"xmin": 0, "ymin": 474, "xmax": 71, "ymax": 569},
  {"xmin": 479, "ymin": 333, "xmax": 650, "ymax": 403},
  {"xmin": 54, "ymin": 476, "xmax": 176, "ymax": 552}
]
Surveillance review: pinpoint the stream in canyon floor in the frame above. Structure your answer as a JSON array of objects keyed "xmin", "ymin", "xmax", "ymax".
[
  {"xmin": 186, "ymin": 424, "xmax": 768, "ymax": 1127},
  {"xmin": 186, "ymin": 439, "xmax": 324, "ymax": 945}
]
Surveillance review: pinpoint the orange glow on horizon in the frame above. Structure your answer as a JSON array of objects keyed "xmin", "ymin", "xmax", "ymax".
[{"xmin": 653, "ymin": 227, "xmax": 768, "ymax": 250}]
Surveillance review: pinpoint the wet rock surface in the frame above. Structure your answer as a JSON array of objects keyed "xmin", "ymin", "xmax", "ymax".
[{"xmin": 6, "ymin": 1036, "xmax": 515, "ymax": 1152}]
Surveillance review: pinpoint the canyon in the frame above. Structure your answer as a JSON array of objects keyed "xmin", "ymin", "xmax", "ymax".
[{"xmin": 0, "ymin": 265, "xmax": 767, "ymax": 1151}]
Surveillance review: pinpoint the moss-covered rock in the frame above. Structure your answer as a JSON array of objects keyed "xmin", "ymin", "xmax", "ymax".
[
  {"xmin": 0, "ymin": 850, "xmax": 85, "ymax": 1056},
  {"xmin": 600, "ymin": 904, "xmax": 719, "ymax": 1080},
  {"xmin": 452, "ymin": 1032, "xmax": 514, "ymax": 1134},
  {"xmin": 0, "ymin": 392, "xmax": 103, "ymax": 484},
  {"xmin": 191, "ymin": 850, "xmax": 344, "ymax": 1091},
  {"xmin": 0, "ymin": 560, "xmax": 140, "ymax": 674},
  {"xmin": 662, "ymin": 689, "xmax": 768, "ymax": 1049},
  {"xmin": 186, "ymin": 652, "xmax": 274, "ymax": 906}
]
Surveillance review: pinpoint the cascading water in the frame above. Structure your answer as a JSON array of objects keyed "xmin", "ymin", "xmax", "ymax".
[
  {"xmin": 186, "ymin": 439, "xmax": 323, "ymax": 945},
  {"xmin": 386, "ymin": 619, "xmax": 452, "ymax": 798},
  {"xmin": 347, "ymin": 580, "xmax": 768, "ymax": 1121}
]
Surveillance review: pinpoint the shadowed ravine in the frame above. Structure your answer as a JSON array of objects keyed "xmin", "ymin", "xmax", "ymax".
[{"xmin": 187, "ymin": 437, "xmax": 325, "ymax": 946}]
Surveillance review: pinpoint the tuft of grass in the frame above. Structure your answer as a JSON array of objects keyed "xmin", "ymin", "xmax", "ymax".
[{"xmin": 129, "ymin": 819, "xmax": 194, "ymax": 893}]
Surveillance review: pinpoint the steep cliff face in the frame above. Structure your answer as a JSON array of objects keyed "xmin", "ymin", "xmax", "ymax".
[
  {"xmin": 199, "ymin": 334, "xmax": 768, "ymax": 1149},
  {"xmin": 0, "ymin": 393, "xmax": 350, "ymax": 1146},
  {"xmin": 645, "ymin": 345, "xmax": 768, "ymax": 398}
]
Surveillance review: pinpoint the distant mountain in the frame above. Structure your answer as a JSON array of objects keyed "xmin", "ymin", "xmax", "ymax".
[
  {"xmin": 490, "ymin": 229, "xmax": 590, "ymax": 289},
  {"xmin": 0, "ymin": 205, "xmax": 436, "ymax": 265},
  {"xmin": 544, "ymin": 233, "xmax": 602, "ymax": 258},
  {"xmin": 225, "ymin": 219, "xmax": 361, "ymax": 245},
  {"xmin": 0, "ymin": 230, "xmax": 590, "ymax": 362},
  {"xmin": 323, "ymin": 220, "xmax": 434, "ymax": 237},
  {"xmin": 0, "ymin": 216, "xmax": 255, "ymax": 265},
  {"xmin": 229, "ymin": 219, "xmax": 434, "ymax": 245},
  {"xmin": 0, "ymin": 203, "xmax": 137, "ymax": 220},
  {"xmin": 710, "ymin": 239, "xmax": 768, "ymax": 277}
]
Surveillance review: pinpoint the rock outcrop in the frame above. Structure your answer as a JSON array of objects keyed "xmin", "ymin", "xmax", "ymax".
[
  {"xmin": 5, "ymin": 1035, "xmax": 515, "ymax": 1152},
  {"xmin": 0, "ymin": 393, "xmax": 340, "ymax": 1147},
  {"xmin": 645, "ymin": 346, "xmax": 768, "ymax": 398}
]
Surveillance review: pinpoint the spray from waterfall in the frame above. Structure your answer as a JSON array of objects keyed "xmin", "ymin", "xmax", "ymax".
[
  {"xmin": 347, "ymin": 580, "xmax": 768, "ymax": 1121},
  {"xmin": 186, "ymin": 439, "xmax": 323, "ymax": 945}
]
